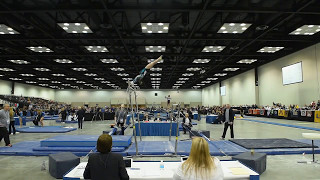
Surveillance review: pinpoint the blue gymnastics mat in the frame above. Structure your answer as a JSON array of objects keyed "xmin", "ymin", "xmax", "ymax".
[
  {"xmin": 0, "ymin": 141, "xmax": 126, "ymax": 156},
  {"xmin": 55, "ymin": 120, "xmax": 78, "ymax": 124},
  {"xmin": 16, "ymin": 126, "xmax": 77, "ymax": 133},
  {"xmin": 125, "ymin": 140, "xmax": 248, "ymax": 156},
  {"xmin": 240, "ymin": 118, "xmax": 320, "ymax": 131},
  {"xmin": 40, "ymin": 135, "xmax": 132, "ymax": 147},
  {"xmin": 44, "ymin": 116, "xmax": 60, "ymax": 120}
]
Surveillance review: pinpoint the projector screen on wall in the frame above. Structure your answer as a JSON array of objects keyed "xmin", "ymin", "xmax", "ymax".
[
  {"xmin": 220, "ymin": 86, "xmax": 226, "ymax": 96},
  {"xmin": 282, "ymin": 62, "xmax": 303, "ymax": 85}
]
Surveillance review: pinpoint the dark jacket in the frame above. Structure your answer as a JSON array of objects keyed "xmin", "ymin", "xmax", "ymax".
[
  {"xmin": 83, "ymin": 152, "xmax": 129, "ymax": 180},
  {"xmin": 76, "ymin": 109, "xmax": 85, "ymax": 120},
  {"xmin": 222, "ymin": 108, "xmax": 234, "ymax": 123},
  {"xmin": 182, "ymin": 117, "xmax": 192, "ymax": 127}
]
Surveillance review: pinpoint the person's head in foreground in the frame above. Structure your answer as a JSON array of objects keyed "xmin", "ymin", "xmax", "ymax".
[
  {"xmin": 3, "ymin": 104, "xmax": 10, "ymax": 111},
  {"xmin": 97, "ymin": 134, "xmax": 112, "ymax": 153},
  {"xmin": 185, "ymin": 113, "xmax": 189, "ymax": 118},
  {"xmin": 174, "ymin": 137, "xmax": 223, "ymax": 180}
]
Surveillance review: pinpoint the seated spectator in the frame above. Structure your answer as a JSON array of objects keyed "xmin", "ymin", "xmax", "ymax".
[
  {"xmin": 173, "ymin": 137, "xmax": 223, "ymax": 180},
  {"xmin": 83, "ymin": 134, "xmax": 129, "ymax": 180}
]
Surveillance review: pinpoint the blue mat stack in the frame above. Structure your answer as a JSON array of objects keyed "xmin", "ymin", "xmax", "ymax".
[
  {"xmin": 16, "ymin": 126, "xmax": 77, "ymax": 133},
  {"xmin": 0, "ymin": 135, "xmax": 132, "ymax": 156}
]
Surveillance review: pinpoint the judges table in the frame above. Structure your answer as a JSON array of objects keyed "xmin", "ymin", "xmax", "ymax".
[
  {"xmin": 64, "ymin": 161, "xmax": 259, "ymax": 180},
  {"xmin": 135, "ymin": 122, "xmax": 179, "ymax": 136},
  {"xmin": 206, "ymin": 114, "xmax": 219, "ymax": 124}
]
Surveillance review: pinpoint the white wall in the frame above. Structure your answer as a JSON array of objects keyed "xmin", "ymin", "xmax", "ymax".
[
  {"xmin": 202, "ymin": 83, "xmax": 220, "ymax": 106},
  {"xmin": 0, "ymin": 80, "xmax": 12, "ymax": 95},
  {"xmin": 54, "ymin": 89, "xmax": 202, "ymax": 105},
  {"xmin": 13, "ymin": 82, "xmax": 55, "ymax": 100},
  {"xmin": 221, "ymin": 69, "xmax": 256, "ymax": 106},
  {"xmin": 202, "ymin": 43, "xmax": 320, "ymax": 106},
  {"xmin": 258, "ymin": 43, "xmax": 320, "ymax": 106}
]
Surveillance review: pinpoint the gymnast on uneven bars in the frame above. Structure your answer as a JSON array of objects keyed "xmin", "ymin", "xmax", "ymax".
[{"xmin": 131, "ymin": 55, "xmax": 163, "ymax": 86}]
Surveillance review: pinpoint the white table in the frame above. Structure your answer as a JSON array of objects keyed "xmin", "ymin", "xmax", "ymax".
[{"xmin": 63, "ymin": 160, "xmax": 259, "ymax": 180}]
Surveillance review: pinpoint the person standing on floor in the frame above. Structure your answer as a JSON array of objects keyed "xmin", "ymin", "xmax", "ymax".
[
  {"xmin": 60, "ymin": 107, "xmax": 67, "ymax": 123},
  {"xmin": 77, "ymin": 106, "xmax": 85, "ymax": 129},
  {"xmin": 0, "ymin": 104, "xmax": 12, "ymax": 147},
  {"xmin": 221, "ymin": 104, "xmax": 235, "ymax": 140},
  {"xmin": 115, "ymin": 104, "xmax": 127, "ymax": 135},
  {"xmin": 8, "ymin": 107, "xmax": 16, "ymax": 135},
  {"xmin": 182, "ymin": 113, "xmax": 192, "ymax": 134}
]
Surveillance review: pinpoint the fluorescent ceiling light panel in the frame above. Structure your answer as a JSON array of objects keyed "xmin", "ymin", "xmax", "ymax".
[
  {"xmin": 193, "ymin": 86, "xmax": 201, "ymax": 88},
  {"xmin": 218, "ymin": 23, "xmax": 252, "ymax": 34},
  {"xmin": 201, "ymin": 81, "xmax": 211, "ymax": 83},
  {"xmin": 94, "ymin": 78, "xmax": 105, "ymax": 80},
  {"xmin": 187, "ymin": 67, "xmax": 201, "ymax": 71},
  {"xmin": 224, "ymin": 68, "xmax": 239, "ymax": 71},
  {"xmin": 117, "ymin": 73, "xmax": 129, "ymax": 76},
  {"xmin": 57, "ymin": 23, "xmax": 93, "ymax": 34},
  {"xmin": 141, "ymin": 23, "xmax": 169, "ymax": 33},
  {"xmin": 182, "ymin": 73, "xmax": 194, "ymax": 76},
  {"xmin": 214, "ymin": 73, "xmax": 227, "ymax": 76},
  {"xmin": 62, "ymin": 84, "xmax": 71, "ymax": 86},
  {"xmin": 193, "ymin": 59, "xmax": 211, "ymax": 63},
  {"xmin": 237, "ymin": 59, "xmax": 257, "ymax": 64},
  {"xmin": 84, "ymin": 73, "xmax": 97, "ymax": 76},
  {"xmin": 9, "ymin": 78, "xmax": 22, "ymax": 80},
  {"xmin": 72, "ymin": 68, "xmax": 87, "ymax": 71},
  {"xmin": 150, "ymin": 73, "xmax": 161, "ymax": 76},
  {"xmin": 151, "ymin": 78, "xmax": 161, "ymax": 80},
  {"xmin": 145, "ymin": 46, "xmax": 166, "ymax": 52},
  {"xmin": 20, "ymin": 74, "xmax": 34, "ymax": 77},
  {"xmin": 27, "ymin": 46, "xmax": 53, "ymax": 53},
  {"xmin": 148, "ymin": 59, "xmax": 164, "ymax": 63},
  {"xmin": 150, "ymin": 68, "xmax": 162, "ymax": 71},
  {"xmin": 34, "ymin": 68, "xmax": 50, "ymax": 71},
  {"xmin": 101, "ymin": 81, "xmax": 111, "ymax": 83},
  {"xmin": 179, "ymin": 78, "xmax": 189, "ymax": 80},
  {"xmin": 85, "ymin": 46, "xmax": 109, "ymax": 52},
  {"xmin": 176, "ymin": 81, "xmax": 186, "ymax": 83},
  {"xmin": 0, "ymin": 68, "xmax": 15, "ymax": 71},
  {"xmin": 66, "ymin": 78, "xmax": 77, "ymax": 80},
  {"xmin": 37, "ymin": 78, "xmax": 50, "ymax": 81},
  {"xmin": 207, "ymin": 78, "xmax": 218, "ymax": 80},
  {"xmin": 51, "ymin": 81, "xmax": 61, "ymax": 83},
  {"xmin": 257, "ymin": 47, "xmax": 284, "ymax": 53},
  {"xmin": 122, "ymin": 78, "xmax": 132, "ymax": 81},
  {"xmin": 76, "ymin": 81, "xmax": 85, "ymax": 83},
  {"xmin": 197, "ymin": 84, "xmax": 205, "ymax": 86},
  {"xmin": 289, "ymin": 25, "xmax": 320, "ymax": 35},
  {"xmin": 39, "ymin": 84, "xmax": 48, "ymax": 86},
  {"xmin": 8, "ymin": 60, "xmax": 30, "ymax": 64},
  {"xmin": 0, "ymin": 24, "xmax": 20, "ymax": 34},
  {"xmin": 151, "ymin": 81, "xmax": 161, "ymax": 83},
  {"xmin": 100, "ymin": 59, "xmax": 118, "ymax": 63},
  {"xmin": 52, "ymin": 74, "xmax": 65, "ymax": 76},
  {"xmin": 202, "ymin": 46, "xmax": 225, "ymax": 52},
  {"xmin": 26, "ymin": 81, "xmax": 36, "ymax": 84},
  {"xmin": 110, "ymin": 67, "xmax": 124, "ymax": 71},
  {"xmin": 54, "ymin": 59, "xmax": 74, "ymax": 64}
]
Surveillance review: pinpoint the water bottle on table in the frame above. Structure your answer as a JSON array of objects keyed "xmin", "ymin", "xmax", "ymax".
[{"xmin": 160, "ymin": 160, "xmax": 164, "ymax": 170}]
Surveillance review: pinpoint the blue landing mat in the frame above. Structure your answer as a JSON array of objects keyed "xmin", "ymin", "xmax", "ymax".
[
  {"xmin": 0, "ymin": 141, "xmax": 126, "ymax": 156},
  {"xmin": 41, "ymin": 135, "xmax": 132, "ymax": 147},
  {"xmin": 126, "ymin": 140, "xmax": 248, "ymax": 156},
  {"xmin": 55, "ymin": 120, "xmax": 78, "ymax": 124},
  {"xmin": 16, "ymin": 126, "xmax": 77, "ymax": 133},
  {"xmin": 33, "ymin": 146, "xmax": 125, "ymax": 152},
  {"xmin": 240, "ymin": 118, "xmax": 320, "ymax": 131}
]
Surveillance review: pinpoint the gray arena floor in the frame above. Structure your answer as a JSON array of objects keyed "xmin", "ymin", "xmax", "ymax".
[{"xmin": 0, "ymin": 116, "xmax": 320, "ymax": 180}]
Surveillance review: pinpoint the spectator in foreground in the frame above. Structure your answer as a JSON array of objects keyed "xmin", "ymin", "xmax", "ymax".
[
  {"xmin": 83, "ymin": 134, "xmax": 129, "ymax": 180},
  {"xmin": 173, "ymin": 137, "xmax": 223, "ymax": 180},
  {"xmin": 0, "ymin": 104, "xmax": 12, "ymax": 147}
]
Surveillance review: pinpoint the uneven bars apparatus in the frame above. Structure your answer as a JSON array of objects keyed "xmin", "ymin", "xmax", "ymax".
[{"xmin": 126, "ymin": 81, "xmax": 142, "ymax": 156}]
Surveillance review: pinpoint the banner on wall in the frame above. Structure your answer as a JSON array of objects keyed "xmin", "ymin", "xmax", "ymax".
[
  {"xmin": 267, "ymin": 110, "xmax": 271, "ymax": 116},
  {"xmin": 292, "ymin": 110, "xmax": 299, "ymax": 116},
  {"xmin": 260, "ymin": 110, "xmax": 265, "ymax": 116},
  {"xmin": 301, "ymin": 110, "xmax": 306, "ymax": 116},
  {"xmin": 284, "ymin": 110, "xmax": 289, "ymax": 118},
  {"xmin": 307, "ymin": 111, "xmax": 312, "ymax": 117},
  {"xmin": 273, "ymin": 110, "xmax": 278, "ymax": 116},
  {"xmin": 314, "ymin": 111, "xmax": 320, "ymax": 123}
]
